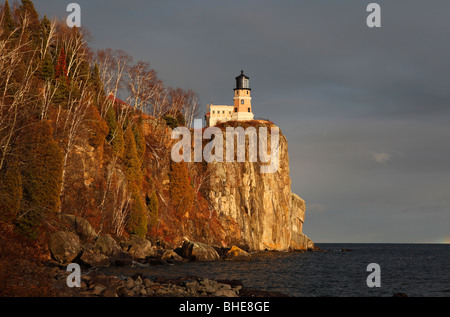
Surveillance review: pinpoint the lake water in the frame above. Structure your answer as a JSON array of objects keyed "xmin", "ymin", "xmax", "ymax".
[{"xmin": 102, "ymin": 243, "xmax": 450, "ymax": 297}]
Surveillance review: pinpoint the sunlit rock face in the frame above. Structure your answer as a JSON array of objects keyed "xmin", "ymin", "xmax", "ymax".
[{"xmin": 206, "ymin": 127, "xmax": 316, "ymax": 251}]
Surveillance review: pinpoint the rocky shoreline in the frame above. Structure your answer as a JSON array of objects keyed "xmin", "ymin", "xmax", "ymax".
[
  {"xmin": 45, "ymin": 216, "xmax": 310, "ymax": 297},
  {"xmin": 49, "ymin": 267, "xmax": 290, "ymax": 297}
]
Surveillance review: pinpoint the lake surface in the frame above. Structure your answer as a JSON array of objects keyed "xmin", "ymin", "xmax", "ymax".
[{"xmin": 102, "ymin": 243, "xmax": 450, "ymax": 297}]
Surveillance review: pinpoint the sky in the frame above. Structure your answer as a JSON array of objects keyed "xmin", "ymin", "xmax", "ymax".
[{"xmin": 33, "ymin": 0, "xmax": 450, "ymax": 243}]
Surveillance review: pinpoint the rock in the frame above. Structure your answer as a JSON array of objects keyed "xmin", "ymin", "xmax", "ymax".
[
  {"xmin": 123, "ymin": 235, "xmax": 153, "ymax": 260},
  {"xmin": 79, "ymin": 250, "xmax": 110, "ymax": 268},
  {"xmin": 224, "ymin": 246, "xmax": 252, "ymax": 261},
  {"xmin": 94, "ymin": 234, "xmax": 121, "ymax": 256},
  {"xmin": 91, "ymin": 284, "xmax": 108, "ymax": 296},
  {"xmin": 49, "ymin": 231, "xmax": 81, "ymax": 264},
  {"xmin": 178, "ymin": 240, "xmax": 220, "ymax": 261},
  {"xmin": 214, "ymin": 289, "xmax": 238, "ymax": 297},
  {"xmin": 110, "ymin": 252, "xmax": 134, "ymax": 267},
  {"xmin": 61, "ymin": 214, "xmax": 97, "ymax": 242},
  {"xmin": 161, "ymin": 249, "xmax": 185, "ymax": 262}
]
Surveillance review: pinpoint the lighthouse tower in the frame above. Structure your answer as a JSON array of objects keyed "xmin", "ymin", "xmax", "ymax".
[
  {"xmin": 205, "ymin": 70, "xmax": 255, "ymax": 127},
  {"xmin": 231, "ymin": 70, "xmax": 254, "ymax": 122}
]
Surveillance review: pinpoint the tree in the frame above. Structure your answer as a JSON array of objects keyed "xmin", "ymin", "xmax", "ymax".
[
  {"xmin": 0, "ymin": 158, "xmax": 22, "ymax": 222},
  {"xmin": 146, "ymin": 191, "xmax": 159, "ymax": 228},
  {"xmin": 1, "ymin": 0, "xmax": 15, "ymax": 38},
  {"xmin": 123, "ymin": 126, "xmax": 142, "ymax": 188},
  {"xmin": 169, "ymin": 160, "xmax": 194, "ymax": 217},
  {"xmin": 16, "ymin": 121, "xmax": 63, "ymax": 239},
  {"xmin": 126, "ymin": 188, "xmax": 147, "ymax": 238}
]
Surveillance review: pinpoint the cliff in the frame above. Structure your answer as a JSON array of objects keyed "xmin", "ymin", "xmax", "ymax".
[{"xmin": 206, "ymin": 123, "xmax": 316, "ymax": 251}]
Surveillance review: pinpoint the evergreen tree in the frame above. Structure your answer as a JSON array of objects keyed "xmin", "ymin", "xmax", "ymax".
[
  {"xmin": 123, "ymin": 126, "xmax": 142, "ymax": 188},
  {"xmin": 169, "ymin": 160, "xmax": 194, "ymax": 217},
  {"xmin": 0, "ymin": 159, "xmax": 22, "ymax": 222},
  {"xmin": 127, "ymin": 188, "xmax": 147, "ymax": 238},
  {"xmin": 53, "ymin": 47, "xmax": 69, "ymax": 106},
  {"xmin": 146, "ymin": 192, "xmax": 159, "ymax": 228},
  {"xmin": 16, "ymin": 121, "xmax": 63, "ymax": 239},
  {"xmin": 105, "ymin": 105, "xmax": 124, "ymax": 157},
  {"xmin": 18, "ymin": 0, "xmax": 40, "ymax": 46},
  {"xmin": 132, "ymin": 117, "xmax": 146, "ymax": 160},
  {"xmin": 1, "ymin": 0, "xmax": 15, "ymax": 38}
]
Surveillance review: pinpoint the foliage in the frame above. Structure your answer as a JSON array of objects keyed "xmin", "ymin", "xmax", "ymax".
[
  {"xmin": 126, "ymin": 187, "xmax": 147, "ymax": 238},
  {"xmin": 0, "ymin": 159, "xmax": 22, "ymax": 222},
  {"xmin": 162, "ymin": 115, "xmax": 179, "ymax": 130},
  {"xmin": 16, "ymin": 121, "xmax": 63, "ymax": 239},
  {"xmin": 1, "ymin": 0, "xmax": 15, "ymax": 38},
  {"xmin": 169, "ymin": 160, "xmax": 194, "ymax": 217},
  {"xmin": 146, "ymin": 191, "xmax": 159, "ymax": 228},
  {"xmin": 123, "ymin": 126, "xmax": 142, "ymax": 188}
]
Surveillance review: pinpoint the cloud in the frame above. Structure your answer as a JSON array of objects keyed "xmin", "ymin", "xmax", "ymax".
[{"xmin": 372, "ymin": 152, "xmax": 391, "ymax": 165}]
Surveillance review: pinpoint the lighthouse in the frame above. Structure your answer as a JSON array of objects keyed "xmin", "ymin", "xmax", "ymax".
[{"xmin": 206, "ymin": 70, "xmax": 255, "ymax": 127}]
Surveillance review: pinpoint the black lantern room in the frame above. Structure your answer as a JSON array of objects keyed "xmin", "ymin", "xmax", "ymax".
[{"xmin": 234, "ymin": 70, "xmax": 251, "ymax": 91}]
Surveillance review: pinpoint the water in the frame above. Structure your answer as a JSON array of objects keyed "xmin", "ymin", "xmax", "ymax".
[{"xmin": 102, "ymin": 243, "xmax": 450, "ymax": 297}]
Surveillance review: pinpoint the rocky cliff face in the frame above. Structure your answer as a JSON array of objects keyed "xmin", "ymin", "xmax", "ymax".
[{"xmin": 206, "ymin": 126, "xmax": 315, "ymax": 251}]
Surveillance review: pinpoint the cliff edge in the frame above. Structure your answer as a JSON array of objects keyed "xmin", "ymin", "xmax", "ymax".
[{"xmin": 206, "ymin": 123, "xmax": 316, "ymax": 251}]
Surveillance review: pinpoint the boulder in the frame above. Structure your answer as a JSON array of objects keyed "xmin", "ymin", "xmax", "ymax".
[
  {"xmin": 80, "ymin": 250, "xmax": 110, "ymax": 268},
  {"xmin": 49, "ymin": 231, "xmax": 81, "ymax": 264},
  {"xmin": 125, "ymin": 235, "xmax": 153, "ymax": 260},
  {"xmin": 110, "ymin": 252, "xmax": 134, "ymax": 267},
  {"xmin": 94, "ymin": 234, "xmax": 121, "ymax": 256},
  {"xmin": 161, "ymin": 249, "xmax": 185, "ymax": 262},
  {"xmin": 61, "ymin": 214, "xmax": 97, "ymax": 242},
  {"xmin": 224, "ymin": 246, "xmax": 252, "ymax": 261},
  {"xmin": 178, "ymin": 240, "xmax": 220, "ymax": 262}
]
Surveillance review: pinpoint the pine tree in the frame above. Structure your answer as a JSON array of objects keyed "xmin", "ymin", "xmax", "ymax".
[
  {"xmin": 0, "ymin": 159, "xmax": 22, "ymax": 222},
  {"xmin": 53, "ymin": 47, "xmax": 70, "ymax": 106},
  {"xmin": 146, "ymin": 192, "xmax": 159, "ymax": 228},
  {"xmin": 1, "ymin": 0, "xmax": 15, "ymax": 38},
  {"xmin": 18, "ymin": 0, "xmax": 41, "ymax": 46},
  {"xmin": 123, "ymin": 126, "xmax": 142, "ymax": 188},
  {"xmin": 16, "ymin": 121, "xmax": 63, "ymax": 239},
  {"xmin": 132, "ymin": 117, "xmax": 146, "ymax": 160},
  {"xmin": 169, "ymin": 160, "xmax": 194, "ymax": 217},
  {"xmin": 105, "ymin": 105, "xmax": 124, "ymax": 157},
  {"xmin": 126, "ymin": 188, "xmax": 147, "ymax": 238}
]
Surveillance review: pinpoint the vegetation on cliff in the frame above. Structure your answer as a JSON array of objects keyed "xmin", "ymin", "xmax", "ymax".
[{"xmin": 0, "ymin": 0, "xmax": 220, "ymax": 246}]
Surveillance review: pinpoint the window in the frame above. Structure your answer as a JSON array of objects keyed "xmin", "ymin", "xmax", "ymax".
[
  {"xmin": 229, "ymin": 111, "xmax": 231, "ymax": 114},
  {"xmin": 212, "ymin": 111, "xmax": 215, "ymax": 114},
  {"xmin": 223, "ymin": 111, "xmax": 225, "ymax": 114},
  {"xmin": 235, "ymin": 108, "xmax": 237, "ymax": 112},
  {"xmin": 241, "ymin": 100, "xmax": 244, "ymax": 105},
  {"xmin": 247, "ymin": 91, "xmax": 249, "ymax": 95},
  {"xmin": 248, "ymin": 108, "xmax": 251, "ymax": 112}
]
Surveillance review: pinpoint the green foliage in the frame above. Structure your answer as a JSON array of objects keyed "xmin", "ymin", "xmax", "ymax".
[
  {"xmin": 132, "ymin": 117, "xmax": 145, "ymax": 160},
  {"xmin": 105, "ymin": 105, "xmax": 124, "ymax": 157},
  {"xmin": 40, "ymin": 51, "xmax": 54, "ymax": 81},
  {"xmin": 123, "ymin": 127, "xmax": 142, "ymax": 188},
  {"xmin": 126, "ymin": 187, "xmax": 147, "ymax": 238},
  {"xmin": 162, "ymin": 115, "xmax": 178, "ymax": 130},
  {"xmin": 169, "ymin": 160, "xmax": 194, "ymax": 216},
  {"xmin": 16, "ymin": 121, "xmax": 63, "ymax": 239},
  {"xmin": 146, "ymin": 191, "xmax": 159, "ymax": 228},
  {"xmin": 175, "ymin": 111, "xmax": 186, "ymax": 127},
  {"xmin": 0, "ymin": 159, "xmax": 22, "ymax": 222}
]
